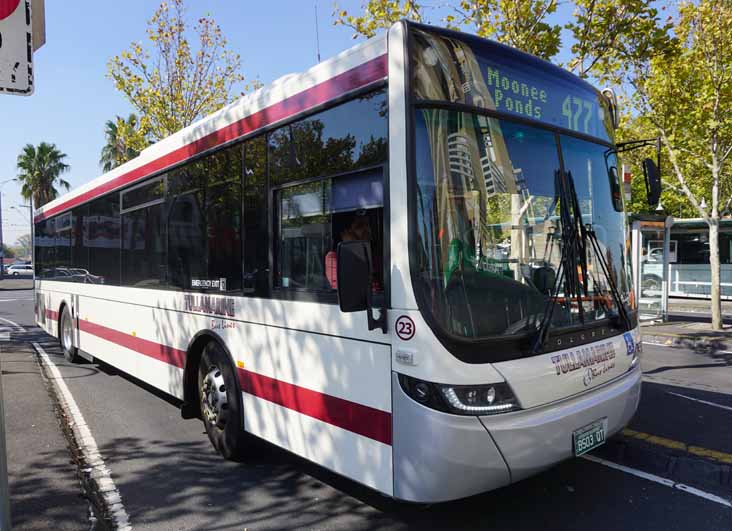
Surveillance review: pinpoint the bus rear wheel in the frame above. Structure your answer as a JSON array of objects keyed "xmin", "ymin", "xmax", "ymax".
[
  {"xmin": 198, "ymin": 341, "xmax": 247, "ymax": 460},
  {"xmin": 60, "ymin": 306, "xmax": 81, "ymax": 363}
]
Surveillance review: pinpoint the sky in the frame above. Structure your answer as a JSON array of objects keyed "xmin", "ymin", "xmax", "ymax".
[{"xmin": 0, "ymin": 0, "xmax": 578, "ymax": 247}]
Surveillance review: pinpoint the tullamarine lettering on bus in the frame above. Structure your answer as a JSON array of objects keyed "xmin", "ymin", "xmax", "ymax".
[
  {"xmin": 184, "ymin": 294, "xmax": 236, "ymax": 318},
  {"xmin": 485, "ymin": 66, "xmax": 546, "ymax": 120},
  {"xmin": 550, "ymin": 342, "xmax": 617, "ymax": 376}
]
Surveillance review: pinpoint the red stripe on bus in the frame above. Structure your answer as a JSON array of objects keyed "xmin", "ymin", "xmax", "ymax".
[
  {"xmin": 45, "ymin": 309, "xmax": 59, "ymax": 321},
  {"xmin": 79, "ymin": 319, "xmax": 186, "ymax": 369},
  {"xmin": 35, "ymin": 55, "xmax": 388, "ymax": 223},
  {"xmin": 238, "ymin": 368, "xmax": 392, "ymax": 446}
]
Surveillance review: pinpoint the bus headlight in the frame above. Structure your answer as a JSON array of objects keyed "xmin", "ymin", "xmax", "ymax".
[
  {"xmin": 398, "ymin": 374, "xmax": 520, "ymax": 416},
  {"xmin": 439, "ymin": 384, "xmax": 519, "ymax": 414}
]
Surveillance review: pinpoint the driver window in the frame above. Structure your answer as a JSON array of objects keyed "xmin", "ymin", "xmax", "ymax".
[{"xmin": 276, "ymin": 169, "xmax": 384, "ymax": 296}]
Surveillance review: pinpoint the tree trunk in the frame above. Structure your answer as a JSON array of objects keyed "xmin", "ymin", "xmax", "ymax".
[{"xmin": 709, "ymin": 221, "xmax": 722, "ymax": 330}]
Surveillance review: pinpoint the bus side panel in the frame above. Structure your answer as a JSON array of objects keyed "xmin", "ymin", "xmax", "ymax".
[
  {"xmin": 35, "ymin": 283, "xmax": 395, "ymax": 495},
  {"xmin": 35, "ymin": 284, "xmax": 60, "ymax": 337},
  {"xmin": 76, "ymin": 294, "xmax": 186, "ymax": 399},
  {"xmin": 241, "ymin": 324, "xmax": 394, "ymax": 496}
]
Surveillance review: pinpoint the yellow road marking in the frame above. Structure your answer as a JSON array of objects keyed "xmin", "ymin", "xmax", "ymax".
[
  {"xmin": 688, "ymin": 446, "xmax": 732, "ymax": 464},
  {"xmin": 621, "ymin": 428, "xmax": 732, "ymax": 464}
]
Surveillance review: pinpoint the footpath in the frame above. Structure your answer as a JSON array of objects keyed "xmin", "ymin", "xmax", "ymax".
[
  {"xmin": 597, "ymin": 302, "xmax": 732, "ymax": 499},
  {"xmin": 1, "ymin": 322, "xmax": 90, "ymax": 528}
]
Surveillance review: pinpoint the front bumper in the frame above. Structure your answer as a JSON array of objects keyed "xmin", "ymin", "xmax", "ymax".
[
  {"xmin": 391, "ymin": 367, "xmax": 641, "ymax": 502},
  {"xmin": 481, "ymin": 367, "xmax": 642, "ymax": 482}
]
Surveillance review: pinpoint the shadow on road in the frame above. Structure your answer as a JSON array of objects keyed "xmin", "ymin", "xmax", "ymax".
[{"xmin": 629, "ymin": 380, "xmax": 732, "ymax": 453}]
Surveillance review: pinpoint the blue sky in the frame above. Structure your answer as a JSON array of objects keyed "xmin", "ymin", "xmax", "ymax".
[{"xmin": 0, "ymin": 0, "xmax": 579, "ymax": 246}]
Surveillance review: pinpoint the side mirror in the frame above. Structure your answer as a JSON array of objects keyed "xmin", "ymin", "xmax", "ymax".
[
  {"xmin": 337, "ymin": 240, "xmax": 371, "ymax": 313},
  {"xmin": 642, "ymin": 158, "xmax": 662, "ymax": 207},
  {"xmin": 336, "ymin": 240, "xmax": 388, "ymax": 332},
  {"xmin": 607, "ymin": 165, "xmax": 623, "ymax": 211}
]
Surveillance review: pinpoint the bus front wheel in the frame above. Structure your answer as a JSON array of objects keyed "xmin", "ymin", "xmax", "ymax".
[
  {"xmin": 198, "ymin": 341, "xmax": 247, "ymax": 460},
  {"xmin": 60, "ymin": 306, "xmax": 81, "ymax": 363}
]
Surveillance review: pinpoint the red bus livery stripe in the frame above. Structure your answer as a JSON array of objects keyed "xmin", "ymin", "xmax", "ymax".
[
  {"xmin": 79, "ymin": 319, "xmax": 186, "ymax": 369},
  {"xmin": 45, "ymin": 309, "xmax": 59, "ymax": 321},
  {"xmin": 75, "ymin": 318, "xmax": 392, "ymax": 445},
  {"xmin": 35, "ymin": 55, "xmax": 388, "ymax": 223},
  {"xmin": 239, "ymin": 368, "xmax": 392, "ymax": 446}
]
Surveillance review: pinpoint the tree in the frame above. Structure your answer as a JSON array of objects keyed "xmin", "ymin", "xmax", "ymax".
[
  {"xmin": 565, "ymin": 0, "xmax": 675, "ymax": 82},
  {"xmin": 100, "ymin": 113, "xmax": 150, "ymax": 171},
  {"xmin": 1, "ymin": 245, "xmax": 15, "ymax": 259},
  {"xmin": 448, "ymin": 0, "xmax": 561, "ymax": 60},
  {"xmin": 333, "ymin": 0, "xmax": 671, "ymax": 69},
  {"xmin": 334, "ymin": 0, "xmax": 423, "ymax": 38},
  {"xmin": 14, "ymin": 234, "xmax": 31, "ymax": 258},
  {"xmin": 335, "ymin": 1, "xmax": 560, "ymax": 59},
  {"xmin": 632, "ymin": 0, "xmax": 732, "ymax": 330},
  {"xmin": 16, "ymin": 142, "xmax": 71, "ymax": 208},
  {"xmin": 107, "ymin": 0, "xmax": 248, "ymax": 141}
]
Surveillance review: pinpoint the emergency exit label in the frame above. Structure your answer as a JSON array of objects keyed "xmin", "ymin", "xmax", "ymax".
[{"xmin": 0, "ymin": 0, "xmax": 33, "ymax": 95}]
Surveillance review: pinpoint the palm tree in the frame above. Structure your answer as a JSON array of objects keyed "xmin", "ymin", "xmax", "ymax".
[
  {"xmin": 100, "ymin": 113, "xmax": 146, "ymax": 172},
  {"xmin": 16, "ymin": 142, "xmax": 71, "ymax": 208}
]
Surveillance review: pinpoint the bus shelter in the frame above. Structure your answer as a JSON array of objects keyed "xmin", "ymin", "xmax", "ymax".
[
  {"xmin": 631, "ymin": 215, "xmax": 732, "ymax": 321},
  {"xmin": 630, "ymin": 215, "xmax": 673, "ymax": 321}
]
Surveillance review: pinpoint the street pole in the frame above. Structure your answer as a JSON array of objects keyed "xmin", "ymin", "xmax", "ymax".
[
  {"xmin": 0, "ymin": 180, "xmax": 18, "ymax": 281},
  {"xmin": 12, "ymin": 203, "xmax": 32, "ymax": 266},
  {"xmin": 0, "ymin": 189, "xmax": 4, "ymax": 281},
  {"xmin": 0, "ymin": 356, "xmax": 11, "ymax": 530}
]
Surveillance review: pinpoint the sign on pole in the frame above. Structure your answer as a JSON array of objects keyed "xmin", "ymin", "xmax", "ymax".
[{"xmin": 0, "ymin": 0, "xmax": 33, "ymax": 96}]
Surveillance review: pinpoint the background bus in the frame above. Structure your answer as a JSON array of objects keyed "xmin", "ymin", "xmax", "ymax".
[{"xmin": 33, "ymin": 21, "xmax": 642, "ymax": 502}]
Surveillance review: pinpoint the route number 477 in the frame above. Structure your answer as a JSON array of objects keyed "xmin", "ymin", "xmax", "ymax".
[{"xmin": 562, "ymin": 95, "xmax": 594, "ymax": 135}]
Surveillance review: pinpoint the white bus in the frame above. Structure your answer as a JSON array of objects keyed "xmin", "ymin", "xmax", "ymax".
[{"xmin": 34, "ymin": 22, "xmax": 643, "ymax": 503}]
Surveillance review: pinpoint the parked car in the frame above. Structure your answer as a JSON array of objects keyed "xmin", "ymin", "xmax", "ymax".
[{"xmin": 6, "ymin": 264, "xmax": 33, "ymax": 276}]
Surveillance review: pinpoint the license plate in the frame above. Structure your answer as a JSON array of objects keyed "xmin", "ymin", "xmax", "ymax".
[{"xmin": 573, "ymin": 418, "xmax": 607, "ymax": 456}]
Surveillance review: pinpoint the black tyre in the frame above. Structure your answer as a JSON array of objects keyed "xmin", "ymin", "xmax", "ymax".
[
  {"xmin": 59, "ymin": 306, "xmax": 81, "ymax": 363},
  {"xmin": 198, "ymin": 341, "xmax": 247, "ymax": 460}
]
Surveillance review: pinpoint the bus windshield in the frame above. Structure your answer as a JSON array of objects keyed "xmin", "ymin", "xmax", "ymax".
[{"xmin": 412, "ymin": 107, "xmax": 631, "ymax": 341}]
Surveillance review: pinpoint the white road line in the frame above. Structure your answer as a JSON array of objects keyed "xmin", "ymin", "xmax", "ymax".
[
  {"xmin": 666, "ymin": 391, "xmax": 732, "ymax": 412},
  {"xmin": 582, "ymin": 455, "xmax": 732, "ymax": 508},
  {"xmin": 0, "ymin": 298, "xmax": 34, "ymax": 302},
  {"xmin": 0, "ymin": 317, "xmax": 25, "ymax": 332},
  {"xmin": 32, "ymin": 342, "xmax": 132, "ymax": 530}
]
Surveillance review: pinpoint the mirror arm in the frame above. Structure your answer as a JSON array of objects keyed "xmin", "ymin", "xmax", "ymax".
[
  {"xmin": 615, "ymin": 137, "xmax": 662, "ymax": 173},
  {"xmin": 364, "ymin": 262, "xmax": 387, "ymax": 333}
]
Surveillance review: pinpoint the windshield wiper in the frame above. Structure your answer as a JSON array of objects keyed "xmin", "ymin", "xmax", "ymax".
[
  {"xmin": 533, "ymin": 167, "xmax": 636, "ymax": 353},
  {"xmin": 564, "ymin": 171, "xmax": 632, "ymax": 332},
  {"xmin": 584, "ymin": 226, "xmax": 633, "ymax": 331},
  {"xmin": 531, "ymin": 170, "xmax": 587, "ymax": 354}
]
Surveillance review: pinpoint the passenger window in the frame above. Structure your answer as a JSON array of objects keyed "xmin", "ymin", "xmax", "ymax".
[
  {"xmin": 87, "ymin": 193, "xmax": 121, "ymax": 285},
  {"xmin": 121, "ymin": 178, "xmax": 167, "ymax": 288},
  {"xmin": 167, "ymin": 145, "xmax": 243, "ymax": 293},
  {"xmin": 242, "ymin": 136, "xmax": 268, "ymax": 296}
]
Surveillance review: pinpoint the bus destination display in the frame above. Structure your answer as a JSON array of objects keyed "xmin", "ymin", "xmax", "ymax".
[{"xmin": 411, "ymin": 28, "xmax": 613, "ymax": 142}]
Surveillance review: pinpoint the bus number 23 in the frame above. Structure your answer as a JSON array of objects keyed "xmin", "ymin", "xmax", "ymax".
[{"xmin": 396, "ymin": 316, "xmax": 415, "ymax": 341}]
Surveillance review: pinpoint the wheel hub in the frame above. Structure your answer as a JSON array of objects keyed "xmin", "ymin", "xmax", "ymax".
[
  {"xmin": 201, "ymin": 366, "xmax": 228, "ymax": 427},
  {"xmin": 62, "ymin": 314, "xmax": 73, "ymax": 351}
]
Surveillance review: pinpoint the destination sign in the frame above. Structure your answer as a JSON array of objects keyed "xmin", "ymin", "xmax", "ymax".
[{"xmin": 411, "ymin": 28, "xmax": 613, "ymax": 142}]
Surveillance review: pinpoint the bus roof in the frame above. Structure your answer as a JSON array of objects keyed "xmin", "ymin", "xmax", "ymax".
[{"xmin": 35, "ymin": 31, "xmax": 387, "ymax": 222}]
